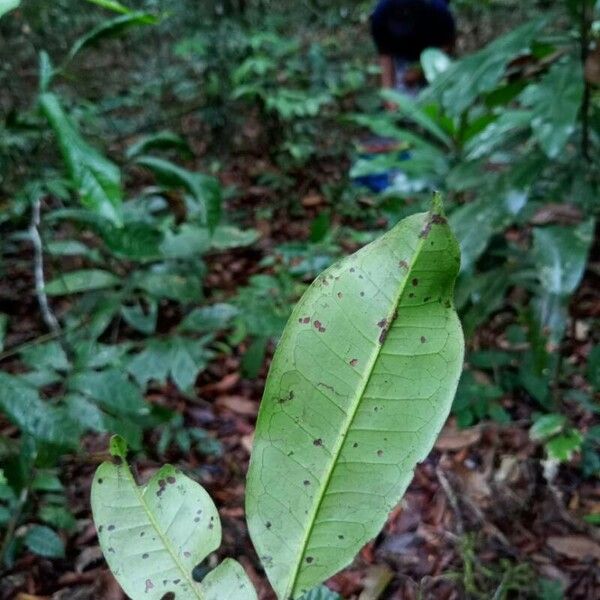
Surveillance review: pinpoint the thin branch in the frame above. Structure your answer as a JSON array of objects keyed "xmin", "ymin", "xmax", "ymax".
[
  {"xmin": 29, "ymin": 198, "xmax": 61, "ymax": 336},
  {"xmin": 436, "ymin": 465, "xmax": 464, "ymax": 535}
]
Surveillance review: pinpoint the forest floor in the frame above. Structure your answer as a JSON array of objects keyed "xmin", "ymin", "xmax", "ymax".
[{"xmin": 2, "ymin": 141, "xmax": 600, "ymax": 600}]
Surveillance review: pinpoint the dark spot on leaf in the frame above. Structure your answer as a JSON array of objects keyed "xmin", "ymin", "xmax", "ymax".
[
  {"xmin": 399, "ymin": 260, "xmax": 409, "ymax": 269},
  {"xmin": 377, "ymin": 450, "xmax": 384, "ymax": 457},
  {"xmin": 107, "ymin": 525, "xmax": 115, "ymax": 531},
  {"xmin": 313, "ymin": 438, "xmax": 323, "ymax": 447},
  {"xmin": 412, "ymin": 278, "xmax": 418, "ymax": 286},
  {"xmin": 303, "ymin": 480, "xmax": 311, "ymax": 486},
  {"xmin": 374, "ymin": 406, "xmax": 379, "ymax": 412},
  {"xmin": 145, "ymin": 579, "xmax": 154, "ymax": 592},
  {"xmin": 97, "ymin": 478, "xmax": 103, "ymax": 484},
  {"xmin": 98, "ymin": 525, "xmax": 103, "ymax": 533},
  {"xmin": 424, "ymin": 296, "xmax": 431, "ymax": 302},
  {"xmin": 302, "ymin": 316, "xmax": 310, "ymax": 323},
  {"xmin": 445, "ymin": 300, "xmax": 451, "ymax": 308},
  {"xmin": 306, "ymin": 556, "xmax": 314, "ymax": 564},
  {"xmin": 112, "ymin": 456, "xmax": 123, "ymax": 465},
  {"xmin": 360, "ymin": 291, "xmax": 365, "ymax": 297},
  {"xmin": 350, "ymin": 358, "xmax": 358, "ymax": 367},
  {"xmin": 184, "ymin": 551, "xmax": 191, "ymax": 557},
  {"xmin": 140, "ymin": 531, "xmax": 145, "ymax": 537},
  {"xmin": 358, "ymin": 274, "xmax": 363, "ymax": 279},
  {"xmin": 421, "ymin": 336, "xmax": 427, "ymax": 343},
  {"xmin": 266, "ymin": 522, "xmax": 271, "ymax": 529},
  {"xmin": 337, "ymin": 292, "xmax": 343, "ymax": 299},
  {"xmin": 298, "ymin": 318, "xmax": 302, "ymax": 323},
  {"xmin": 350, "ymin": 267, "xmax": 355, "ymax": 272},
  {"xmin": 353, "ymin": 442, "xmax": 358, "ymax": 448},
  {"xmin": 156, "ymin": 479, "xmax": 167, "ymax": 498},
  {"xmin": 142, "ymin": 553, "xmax": 149, "ymax": 559},
  {"xmin": 160, "ymin": 594, "xmax": 175, "ymax": 600},
  {"xmin": 208, "ymin": 523, "xmax": 214, "ymax": 529},
  {"xmin": 409, "ymin": 292, "xmax": 414, "ymax": 298},
  {"xmin": 196, "ymin": 509, "xmax": 202, "ymax": 514},
  {"xmin": 108, "ymin": 547, "xmax": 115, "ymax": 553},
  {"xmin": 338, "ymin": 534, "xmax": 345, "ymax": 539},
  {"xmin": 166, "ymin": 476, "xmax": 176, "ymax": 485},
  {"xmin": 379, "ymin": 328, "xmax": 388, "ymax": 344},
  {"xmin": 173, "ymin": 579, "xmax": 180, "ymax": 585},
  {"xmin": 377, "ymin": 318, "xmax": 387, "ymax": 328},
  {"xmin": 419, "ymin": 213, "xmax": 447, "ymax": 238},
  {"xmin": 314, "ymin": 320, "xmax": 326, "ymax": 333},
  {"xmin": 194, "ymin": 517, "xmax": 200, "ymax": 523}
]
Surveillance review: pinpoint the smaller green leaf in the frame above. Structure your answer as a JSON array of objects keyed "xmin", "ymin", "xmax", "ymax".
[
  {"xmin": 136, "ymin": 156, "xmax": 222, "ymax": 231},
  {"xmin": 91, "ymin": 453, "xmax": 256, "ymax": 599},
  {"xmin": 0, "ymin": 313, "xmax": 8, "ymax": 353},
  {"xmin": 299, "ymin": 586, "xmax": 341, "ymax": 600},
  {"xmin": 68, "ymin": 12, "xmax": 158, "ymax": 61},
  {"xmin": 109, "ymin": 434, "xmax": 128, "ymax": 458},
  {"xmin": 84, "ymin": 0, "xmax": 131, "ymax": 13},
  {"xmin": 530, "ymin": 414, "xmax": 566, "ymax": 441},
  {"xmin": 421, "ymin": 48, "xmax": 452, "ymax": 83},
  {"xmin": 39, "ymin": 505, "xmax": 77, "ymax": 531},
  {"xmin": 121, "ymin": 300, "xmax": 158, "ymax": 335},
  {"xmin": 211, "ymin": 225, "xmax": 260, "ymax": 250},
  {"xmin": 45, "ymin": 269, "xmax": 119, "ymax": 296},
  {"xmin": 24, "ymin": 525, "xmax": 65, "ymax": 559},
  {"xmin": 546, "ymin": 431, "xmax": 583, "ymax": 462},
  {"xmin": 126, "ymin": 131, "xmax": 191, "ymax": 159},
  {"xmin": 32, "ymin": 471, "xmax": 63, "ymax": 492},
  {"xmin": 180, "ymin": 303, "xmax": 239, "ymax": 332}
]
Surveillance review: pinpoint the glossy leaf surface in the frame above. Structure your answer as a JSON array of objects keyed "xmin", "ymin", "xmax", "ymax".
[
  {"xmin": 92, "ymin": 438, "xmax": 256, "ymax": 600},
  {"xmin": 246, "ymin": 199, "xmax": 464, "ymax": 598}
]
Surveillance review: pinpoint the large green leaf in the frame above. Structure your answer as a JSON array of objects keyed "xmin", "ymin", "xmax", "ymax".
[
  {"xmin": 44, "ymin": 269, "xmax": 120, "ymax": 296},
  {"xmin": 39, "ymin": 93, "xmax": 123, "ymax": 225},
  {"xmin": 0, "ymin": 0, "xmax": 19, "ymax": 19},
  {"xmin": 520, "ymin": 60, "xmax": 584, "ymax": 159},
  {"xmin": 92, "ymin": 438, "xmax": 256, "ymax": 600},
  {"xmin": 246, "ymin": 197, "xmax": 464, "ymax": 598}
]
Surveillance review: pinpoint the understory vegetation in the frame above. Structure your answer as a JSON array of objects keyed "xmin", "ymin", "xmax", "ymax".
[{"xmin": 0, "ymin": 1, "xmax": 599, "ymax": 599}]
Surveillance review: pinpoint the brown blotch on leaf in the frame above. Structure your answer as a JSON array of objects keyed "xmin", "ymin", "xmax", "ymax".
[
  {"xmin": 377, "ymin": 450, "xmax": 384, "ymax": 457},
  {"xmin": 377, "ymin": 318, "xmax": 387, "ymax": 328},
  {"xmin": 98, "ymin": 525, "xmax": 103, "ymax": 533},
  {"xmin": 107, "ymin": 525, "xmax": 115, "ymax": 531},
  {"xmin": 337, "ymin": 292, "xmax": 343, "ymax": 299},
  {"xmin": 142, "ymin": 553, "xmax": 149, "ymax": 559},
  {"xmin": 302, "ymin": 316, "xmax": 310, "ymax": 324},
  {"xmin": 313, "ymin": 438, "xmax": 323, "ymax": 447},
  {"xmin": 156, "ymin": 479, "xmax": 167, "ymax": 497},
  {"xmin": 160, "ymin": 593, "xmax": 175, "ymax": 600},
  {"xmin": 266, "ymin": 522, "xmax": 272, "ymax": 529},
  {"xmin": 303, "ymin": 480, "xmax": 311, "ymax": 486},
  {"xmin": 184, "ymin": 551, "xmax": 191, "ymax": 557},
  {"xmin": 194, "ymin": 517, "xmax": 200, "ymax": 523},
  {"xmin": 306, "ymin": 556, "xmax": 314, "ymax": 564},
  {"xmin": 419, "ymin": 213, "xmax": 447, "ymax": 238},
  {"xmin": 350, "ymin": 358, "xmax": 359, "ymax": 367},
  {"xmin": 379, "ymin": 328, "xmax": 388, "ymax": 344},
  {"xmin": 166, "ymin": 476, "xmax": 176, "ymax": 485},
  {"xmin": 412, "ymin": 278, "xmax": 419, "ymax": 286},
  {"xmin": 145, "ymin": 579, "xmax": 154, "ymax": 592},
  {"xmin": 314, "ymin": 320, "xmax": 326, "ymax": 333},
  {"xmin": 420, "ymin": 336, "xmax": 427, "ymax": 343},
  {"xmin": 399, "ymin": 260, "xmax": 409, "ymax": 270}
]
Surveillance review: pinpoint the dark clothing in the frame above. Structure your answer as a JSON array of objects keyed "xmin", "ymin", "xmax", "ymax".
[{"xmin": 371, "ymin": 0, "xmax": 456, "ymax": 61}]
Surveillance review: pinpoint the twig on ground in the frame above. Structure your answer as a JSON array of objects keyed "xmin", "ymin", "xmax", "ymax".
[{"xmin": 436, "ymin": 465, "xmax": 464, "ymax": 536}]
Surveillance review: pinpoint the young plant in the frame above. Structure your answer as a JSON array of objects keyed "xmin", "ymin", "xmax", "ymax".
[{"xmin": 92, "ymin": 196, "xmax": 464, "ymax": 598}]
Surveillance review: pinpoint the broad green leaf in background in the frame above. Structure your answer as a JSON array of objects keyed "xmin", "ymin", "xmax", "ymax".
[
  {"xmin": 532, "ymin": 220, "xmax": 594, "ymax": 343},
  {"xmin": 125, "ymin": 130, "xmax": 191, "ymax": 159},
  {"xmin": 135, "ymin": 156, "xmax": 222, "ymax": 231},
  {"xmin": 420, "ymin": 48, "xmax": 452, "ymax": 84},
  {"xmin": 299, "ymin": 586, "xmax": 341, "ymax": 600},
  {"xmin": 588, "ymin": 345, "xmax": 600, "ymax": 391},
  {"xmin": 24, "ymin": 525, "xmax": 65, "ymax": 558},
  {"xmin": 44, "ymin": 269, "xmax": 119, "ymax": 296},
  {"xmin": 67, "ymin": 11, "xmax": 158, "ymax": 61},
  {"xmin": 422, "ymin": 19, "xmax": 544, "ymax": 116},
  {"xmin": 84, "ymin": 0, "xmax": 132, "ymax": 13},
  {"xmin": 92, "ymin": 437, "xmax": 257, "ymax": 600},
  {"xmin": 0, "ymin": 0, "xmax": 19, "ymax": 19},
  {"xmin": 0, "ymin": 373, "xmax": 79, "ymax": 448},
  {"xmin": 246, "ymin": 197, "xmax": 464, "ymax": 599},
  {"xmin": 39, "ymin": 93, "xmax": 123, "ymax": 226},
  {"xmin": 520, "ymin": 60, "xmax": 584, "ymax": 159},
  {"xmin": 530, "ymin": 414, "xmax": 566, "ymax": 441}
]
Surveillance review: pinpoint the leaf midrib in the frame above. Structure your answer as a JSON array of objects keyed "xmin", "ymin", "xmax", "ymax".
[
  {"xmin": 286, "ymin": 215, "xmax": 429, "ymax": 598},
  {"xmin": 120, "ymin": 464, "xmax": 204, "ymax": 599}
]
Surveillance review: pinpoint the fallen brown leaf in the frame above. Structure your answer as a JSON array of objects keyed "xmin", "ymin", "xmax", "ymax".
[
  {"xmin": 215, "ymin": 395, "xmax": 258, "ymax": 416},
  {"xmin": 435, "ymin": 425, "xmax": 481, "ymax": 451},
  {"xmin": 547, "ymin": 535, "xmax": 600, "ymax": 561}
]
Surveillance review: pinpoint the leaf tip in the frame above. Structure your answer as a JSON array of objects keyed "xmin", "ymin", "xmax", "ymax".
[
  {"xmin": 431, "ymin": 191, "xmax": 445, "ymax": 217},
  {"xmin": 109, "ymin": 435, "xmax": 128, "ymax": 459}
]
